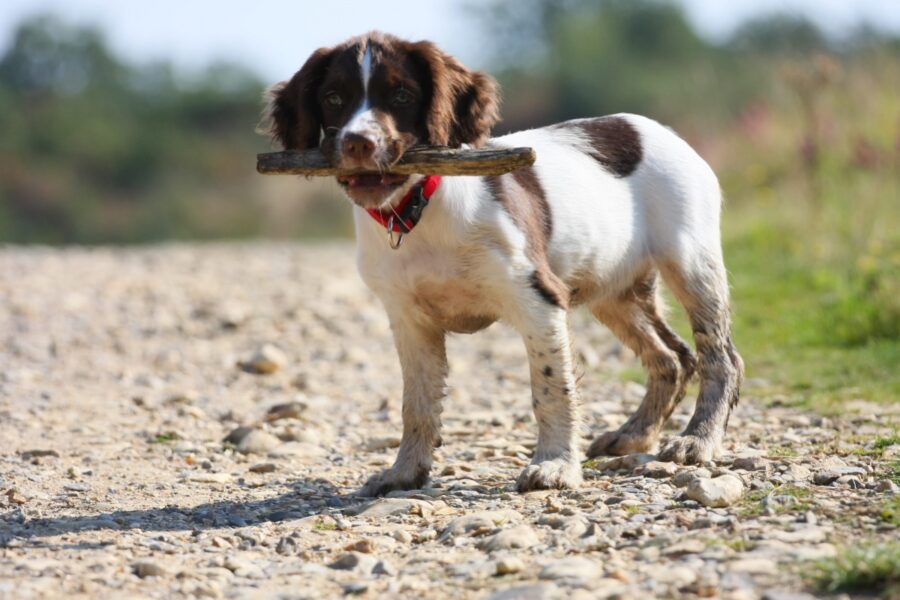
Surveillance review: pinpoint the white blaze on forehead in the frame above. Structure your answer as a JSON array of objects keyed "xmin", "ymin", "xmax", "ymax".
[
  {"xmin": 343, "ymin": 41, "xmax": 378, "ymax": 139},
  {"xmin": 360, "ymin": 43, "xmax": 373, "ymax": 96}
]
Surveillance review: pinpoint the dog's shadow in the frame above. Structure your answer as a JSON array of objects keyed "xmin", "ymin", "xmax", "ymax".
[{"xmin": 2, "ymin": 478, "xmax": 372, "ymax": 548}]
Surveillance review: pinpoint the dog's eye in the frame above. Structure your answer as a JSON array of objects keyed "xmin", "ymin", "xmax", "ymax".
[
  {"xmin": 392, "ymin": 89, "xmax": 413, "ymax": 106},
  {"xmin": 324, "ymin": 92, "xmax": 343, "ymax": 108}
]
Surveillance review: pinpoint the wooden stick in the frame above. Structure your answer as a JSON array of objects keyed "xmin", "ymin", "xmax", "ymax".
[{"xmin": 256, "ymin": 145, "xmax": 536, "ymax": 177}]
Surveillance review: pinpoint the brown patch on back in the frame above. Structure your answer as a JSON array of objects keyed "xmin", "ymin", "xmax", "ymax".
[
  {"xmin": 486, "ymin": 168, "xmax": 569, "ymax": 309},
  {"xmin": 556, "ymin": 116, "xmax": 643, "ymax": 177}
]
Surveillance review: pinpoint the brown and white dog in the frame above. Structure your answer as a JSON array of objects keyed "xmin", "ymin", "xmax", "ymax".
[{"xmin": 261, "ymin": 32, "xmax": 743, "ymax": 496}]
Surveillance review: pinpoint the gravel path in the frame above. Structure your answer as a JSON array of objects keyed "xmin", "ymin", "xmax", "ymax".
[{"xmin": 1, "ymin": 243, "xmax": 897, "ymax": 599}]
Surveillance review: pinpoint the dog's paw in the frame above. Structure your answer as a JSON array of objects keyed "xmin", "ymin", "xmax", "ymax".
[
  {"xmin": 358, "ymin": 466, "xmax": 429, "ymax": 497},
  {"xmin": 516, "ymin": 458, "xmax": 582, "ymax": 492},
  {"xmin": 658, "ymin": 434, "xmax": 719, "ymax": 464},
  {"xmin": 586, "ymin": 428, "xmax": 657, "ymax": 458}
]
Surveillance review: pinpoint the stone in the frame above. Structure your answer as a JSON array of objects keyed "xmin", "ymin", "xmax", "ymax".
[
  {"xmin": 373, "ymin": 559, "xmax": 397, "ymax": 576},
  {"xmin": 365, "ymin": 436, "xmax": 401, "ymax": 451},
  {"xmin": 350, "ymin": 498, "xmax": 432, "ymax": 518},
  {"xmin": 223, "ymin": 556, "xmax": 265, "ymax": 579},
  {"xmin": 637, "ymin": 461, "xmax": 679, "ymax": 478},
  {"xmin": 265, "ymin": 402, "xmax": 306, "ymax": 422},
  {"xmin": 813, "ymin": 466, "xmax": 866, "ymax": 485},
  {"xmin": 329, "ymin": 552, "xmax": 377, "ymax": 575},
  {"xmin": 185, "ymin": 472, "xmax": 231, "ymax": 484},
  {"xmin": 538, "ymin": 557, "xmax": 601, "ymax": 581},
  {"xmin": 732, "ymin": 456, "xmax": 770, "ymax": 471},
  {"xmin": 236, "ymin": 430, "xmax": 282, "ymax": 455},
  {"xmin": 133, "ymin": 560, "xmax": 168, "ymax": 578},
  {"xmin": 673, "ymin": 468, "xmax": 712, "ymax": 488},
  {"xmin": 478, "ymin": 525, "xmax": 540, "ymax": 551},
  {"xmin": 594, "ymin": 453, "xmax": 656, "ymax": 472},
  {"xmin": 441, "ymin": 510, "xmax": 521, "ymax": 539},
  {"xmin": 687, "ymin": 475, "xmax": 744, "ymax": 507},
  {"xmin": 248, "ymin": 462, "xmax": 276, "ymax": 474},
  {"xmin": 240, "ymin": 344, "xmax": 288, "ymax": 374},
  {"xmin": 495, "ymin": 556, "xmax": 526, "ymax": 575},
  {"xmin": 487, "ymin": 584, "xmax": 559, "ymax": 600},
  {"xmin": 727, "ymin": 558, "xmax": 778, "ymax": 575}
]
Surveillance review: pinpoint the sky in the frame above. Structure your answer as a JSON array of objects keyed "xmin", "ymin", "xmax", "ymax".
[{"xmin": 1, "ymin": 0, "xmax": 899, "ymax": 82}]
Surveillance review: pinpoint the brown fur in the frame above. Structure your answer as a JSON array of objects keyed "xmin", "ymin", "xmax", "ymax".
[
  {"xmin": 555, "ymin": 116, "xmax": 644, "ymax": 177},
  {"xmin": 484, "ymin": 168, "xmax": 569, "ymax": 309}
]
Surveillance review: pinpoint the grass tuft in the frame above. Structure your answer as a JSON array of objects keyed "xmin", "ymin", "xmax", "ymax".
[{"xmin": 808, "ymin": 543, "xmax": 900, "ymax": 596}]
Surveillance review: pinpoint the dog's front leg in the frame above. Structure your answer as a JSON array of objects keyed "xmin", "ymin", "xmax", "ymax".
[
  {"xmin": 359, "ymin": 313, "xmax": 447, "ymax": 497},
  {"xmin": 511, "ymin": 299, "xmax": 583, "ymax": 492}
]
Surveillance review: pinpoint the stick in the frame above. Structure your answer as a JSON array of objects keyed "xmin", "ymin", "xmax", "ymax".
[{"xmin": 256, "ymin": 145, "xmax": 536, "ymax": 177}]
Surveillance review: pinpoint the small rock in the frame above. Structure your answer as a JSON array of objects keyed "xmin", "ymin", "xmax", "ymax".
[
  {"xmin": 373, "ymin": 559, "xmax": 397, "ymax": 576},
  {"xmin": 351, "ymin": 498, "xmax": 432, "ymax": 518},
  {"xmin": 876, "ymin": 479, "xmax": 899, "ymax": 493},
  {"xmin": 5, "ymin": 489, "xmax": 27, "ymax": 505},
  {"xmin": 687, "ymin": 475, "xmax": 744, "ymax": 508},
  {"xmin": 441, "ymin": 510, "xmax": 520, "ymax": 539},
  {"xmin": 594, "ymin": 453, "xmax": 656, "ymax": 472},
  {"xmin": 248, "ymin": 463, "xmax": 276, "ymax": 474},
  {"xmin": 392, "ymin": 530, "xmax": 413, "ymax": 543},
  {"xmin": 265, "ymin": 402, "xmax": 306, "ymax": 422},
  {"xmin": 343, "ymin": 582, "xmax": 368, "ymax": 595},
  {"xmin": 673, "ymin": 468, "xmax": 711, "ymax": 488},
  {"xmin": 20, "ymin": 449, "xmax": 60, "ymax": 460},
  {"xmin": 487, "ymin": 584, "xmax": 559, "ymax": 600},
  {"xmin": 275, "ymin": 536, "xmax": 297, "ymax": 555},
  {"xmin": 495, "ymin": 556, "xmax": 526, "ymax": 575},
  {"xmin": 344, "ymin": 539, "xmax": 376, "ymax": 554},
  {"xmin": 365, "ymin": 436, "xmax": 401, "ymax": 452},
  {"xmin": 732, "ymin": 456, "xmax": 770, "ymax": 472},
  {"xmin": 478, "ymin": 525, "xmax": 540, "ymax": 551},
  {"xmin": 728, "ymin": 558, "xmax": 778, "ymax": 575},
  {"xmin": 813, "ymin": 466, "xmax": 866, "ymax": 486},
  {"xmin": 224, "ymin": 427, "xmax": 281, "ymax": 455},
  {"xmin": 240, "ymin": 344, "xmax": 288, "ymax": 375},
  {"xmin": 133, "ymin": 560, "xmax": 167, "ymax": 578},
  {"xmin": 186, "ymin": 472, "xmax": 232, "ymax": 484},
  {"xmin": 538, "ymin": 557, "xmax": 601, "ymax": 581},
  {"xmin": 223, "ymin": 556, "xmax": 265, "ymax": 579},
  {"xmin": 637, "ymin": 461, "xmax": 678, "ymax": 478},
  {"xmin": 329, "ymin": 552, "xmax": 377, "ymax": 574}
]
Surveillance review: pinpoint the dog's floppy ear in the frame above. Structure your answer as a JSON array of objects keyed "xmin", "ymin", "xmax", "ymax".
[
  {"xmin": 406, "ymin": 41, "xmax": 500, "ymax": 148},
  {"xmin": 259, "ymin": 47, "xmax": 336, "ymax": 150}
]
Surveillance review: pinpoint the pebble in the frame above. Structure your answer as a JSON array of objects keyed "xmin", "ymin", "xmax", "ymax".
[
  {"xmin": 240, "ymin": 344, "xmax": 288, "ymax": 374},
  {"xmin": 637, "ymin": 461, "xmax": 679, "ymax": 478},
  {"xmin": 441, "ymin": 510, "xmax": 521, "ymax": 539},
  {"xmin": 224, "ymin": 427, "xmax": 282, "ymax": 454},
  {"xmin": 487, "ymin": 584, "xmax": 559, "ymax": 600},
  {"xmin": 329, "ymin": 552, "xmax": 377, "ymax": 574},
  {"xmin": 495, "ymin": 556, "xmax": 526, "ymax": 575},
  {"xmin": 673, "ymin": 468, "xmax": 712, "ymax": 488},
  {"xmin": 732, "ymin": 456, "xmax": 770, "ymax": 471},
  {"xmin": 478, "ymin": 525, "xmax": 540, "ymax": 551},
  {"xmin": 538, "ymin": 557, "xmax": 601, "ymax": 581},
  {"xmin": 687, "ymin": 475, "xmax": 744, "ymax": 507},
  {"xmin": 813, "ymin": 466, "xmax": 866, "ymax": 485},
  {"xmin": 185, "ymin": 472, "xmax": 232, "ymax": 484},
  {"xmin": 133, "ymin": 560, "xmax": 168, "ymax": 578},
  {"xmin": 248, "ymin": 462, "xmax": 276, "ymax": 473},
  {"xmin": 265, "ymin": 402, "xmax": 306, "ymax": 422}
]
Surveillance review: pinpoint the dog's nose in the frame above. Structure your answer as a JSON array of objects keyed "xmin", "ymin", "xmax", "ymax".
[{"xmin": 342, "ymin": 133, "xmax": 376, "ymax": 161}]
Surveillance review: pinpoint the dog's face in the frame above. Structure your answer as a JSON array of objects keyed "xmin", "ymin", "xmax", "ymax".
[{"xmin": 262, "ymin": 32, "xmax": 500, "ymax": 209}]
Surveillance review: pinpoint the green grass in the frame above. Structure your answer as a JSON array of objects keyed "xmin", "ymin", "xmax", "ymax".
[
  {"xmin": 738, "ymin": 484, "xmax": 813, "ymax": 517},
  {"xmin": 149, "ymin": 432, "xmax": 181, "ymax": 444},
  {"xmin": 808, "ymin": 543, "xmax": 900, "ymax": 597},
  {"xmin": 882, "ymin": 497, "xmax": 900, "ymax": 527},
  {"xmin": 313, "ymin": 519, "xmax": 337, "ymax": 531}
]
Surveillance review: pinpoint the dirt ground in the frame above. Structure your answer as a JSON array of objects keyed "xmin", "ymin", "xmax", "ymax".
[{"xmin": 1, "ymin": 243, "xmax": 897, "ymax": 599}]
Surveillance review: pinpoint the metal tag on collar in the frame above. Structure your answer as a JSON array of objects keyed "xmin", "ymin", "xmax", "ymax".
[{"xmin": 386, "ymin": 215, "xmax": 403, "ymax": 249}]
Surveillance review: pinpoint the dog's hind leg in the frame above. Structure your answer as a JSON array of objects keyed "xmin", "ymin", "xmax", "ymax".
[
  {"xmin": 359, "ymin": 314, "xmax": 447, "ymax": 497},
  {"xmin": 657, "ymin": 254, "xmax": 744, "ymax": 464},
  {"xmin": 586, "ymin": 274, "xmax": 696, "ymax": 458}
]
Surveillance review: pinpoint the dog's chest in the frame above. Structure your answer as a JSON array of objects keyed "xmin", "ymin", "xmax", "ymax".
[{"xmin": 360, "ymin": 244, "xmax": 501, "ymax": 334}]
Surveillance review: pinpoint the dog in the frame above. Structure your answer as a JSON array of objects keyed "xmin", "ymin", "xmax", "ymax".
[{"xmin": 261, "ymin": 32, "xmax": 744, "ymax": 496}]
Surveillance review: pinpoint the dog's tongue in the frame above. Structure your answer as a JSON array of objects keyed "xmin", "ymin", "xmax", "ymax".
[{"xmin": 341, "ymin": 173, "xmax": 407, "ymax": 187}]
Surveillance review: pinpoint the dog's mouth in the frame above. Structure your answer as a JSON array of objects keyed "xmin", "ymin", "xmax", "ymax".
[{"xmin": 337, "ymin": 173, "xmax": 410, "ymax": 208}]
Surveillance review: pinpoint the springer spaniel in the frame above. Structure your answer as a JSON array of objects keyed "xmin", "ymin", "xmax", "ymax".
[{"xmin": 261, "ymin": 32, "xmax": 743, "ymax": 495}]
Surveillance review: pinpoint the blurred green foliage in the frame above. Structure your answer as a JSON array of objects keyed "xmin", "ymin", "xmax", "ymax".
[{"xmin": 2, "ymin": 4, "xmax": 899, "ymax": 408}]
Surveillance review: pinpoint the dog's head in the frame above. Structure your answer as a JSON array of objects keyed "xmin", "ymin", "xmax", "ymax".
[{"xmin": 261, "ymin": 32, "xmax": 500, "ymax": 209}]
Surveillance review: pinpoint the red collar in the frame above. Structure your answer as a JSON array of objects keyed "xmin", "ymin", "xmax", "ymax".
[{"xmin": 365, "ymin": 175, "xmax": 442, "ymax": 233}]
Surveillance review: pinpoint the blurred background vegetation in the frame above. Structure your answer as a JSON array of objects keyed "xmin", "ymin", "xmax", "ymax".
[{"xmin": 1, "ymin": 0, "xmax": 898, "ymax": 409}]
